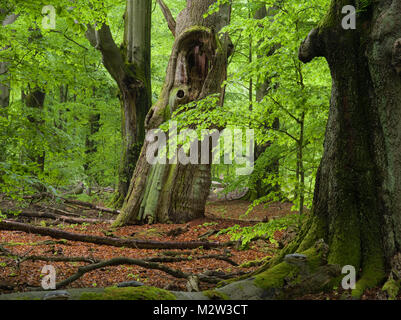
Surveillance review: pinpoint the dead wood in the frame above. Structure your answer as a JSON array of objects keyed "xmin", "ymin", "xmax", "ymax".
[{"xmin": 0, "ymin": 220, "xmax": 231, "ymax": 250}]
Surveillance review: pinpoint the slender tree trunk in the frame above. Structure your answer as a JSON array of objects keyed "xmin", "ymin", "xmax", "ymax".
[
  {"xmin": 86, "ymin": 0, "xmax": 152, "ymax": 207},
  {"xmin": 26, "ymin": 88, "xmax": 46, "ymax": 172},
  {"xmin": 244, "ymin": 4, "xmax": 280, "ymax": 201},
  {"xmin": 84, "ymin": 88, "xmax": 101, "ymax": 194},
  {"xmin": 114, "ymin": 0, "xmax": 232, "ymax": 226},
  {"xmin": 0, "ymin": 62, "xmax": 9, "ymax": 109},
  {"xmin": 0, "ymin": 62, "xmax": 9, "ymax": 165},
  {"xmin": 297, "ymin": 112, "xmax": 305, "ymax": 215},
  {"xmin": 290, "ymin": 0, "xmax": 401, "ymax": 297},
  {"xmin": 0, "ymin": 13, "xmax": 17, "ymax": 164}
]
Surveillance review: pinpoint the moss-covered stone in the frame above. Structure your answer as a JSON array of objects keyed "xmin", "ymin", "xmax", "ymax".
[
  {"xmin": 79, "ymin": 286, "xmax": 176, "ymax": 300},
  {"xmin": 203, "ymin": 290, "xmax": 229, "ymax": 300}
]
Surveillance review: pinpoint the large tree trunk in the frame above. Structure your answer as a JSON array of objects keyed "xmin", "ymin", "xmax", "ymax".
[
  {"xmin": 113, "ymin": 0, "xmax": 232, "ymax": 226},
  {"xmin": 86, "ymin": 0, "xmax": 151, "ymax": 207},
  {"xmin": 287, "ymin": 0, "xmax": 401, "ymax": 297}
]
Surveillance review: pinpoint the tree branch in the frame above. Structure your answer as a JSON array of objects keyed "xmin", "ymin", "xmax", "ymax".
[
  {"xmin": 85, "ymin": 23, "xmax": 125, "ymax": 82},
  {"xmin": 55, "ymin": 257, "xmax": 190, "ymax": 289},
  {"xmin": 50, "ymin": 30, "xmax": 88, "ymax": 51},
  {"xmin": 298, "ymin": 28, "xmax": 324, "ymax": 63},
  {"xmin": 157, "ymin": 0, "xmax": 176, "ymax": 37}
]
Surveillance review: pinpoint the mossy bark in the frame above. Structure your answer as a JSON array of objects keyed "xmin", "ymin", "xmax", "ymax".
[{"xmin": 114, "ymin": 1, "xmax": 232, "ymax": 225}]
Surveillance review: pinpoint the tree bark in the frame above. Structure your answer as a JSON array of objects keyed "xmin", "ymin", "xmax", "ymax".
[
  {"xmin": 25, "ymin": 88, "xmax": 46, "ymax": 172},
  {"xmin": 0, "ymin": 13, "xmax": 17, "ymax": 164},
  {"xmin": 113, "ymin": 1, "xmax": 232, "ymax": 226},
  {"xmin": 0, "ymin": 62, "xmax": 9, "ymax": 109},
  {"xmin": 86, "ymin": 0, "xmax": 152, "ymax": 207},
  {"xmin": 84, "ymin": 87, "xmax": 101, "ymax": 193},
  {"xmin": 287, "ymin": 0, "xmax": 401, "ymax": 297}
]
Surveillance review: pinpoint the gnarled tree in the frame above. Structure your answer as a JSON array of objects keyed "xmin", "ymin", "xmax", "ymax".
[
  {"xmin": 277, "ymin": 0, "xmax": 401, "ymax": 298},
  {"xmin": 86, "ymin": 0, "xmax": 151, "ymax": 206},
  {"xmin": 113, "ymin": 0, "xmax": 232, "ymax": 226}
]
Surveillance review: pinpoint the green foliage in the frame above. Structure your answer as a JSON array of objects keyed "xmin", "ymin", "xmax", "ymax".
[
  {"xmin": 218, "ymin": 214, "xmax": 303, "ymax": 249},
  {"xmin": 167, "ymin": 0, "xmax": 331, "ymax": 214},
  {"xmin": 0, "ymin": 0, "xmax": 332, "ymax": 232}
]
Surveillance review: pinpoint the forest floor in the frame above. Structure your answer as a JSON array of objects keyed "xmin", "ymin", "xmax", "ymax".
[
  {"xmin": 0, "ymin": 197, "xmax": 387, "ymax": 300},
  {"xmin": 0, "ymin": 197, "xmax": 295, "ymax": 296}
]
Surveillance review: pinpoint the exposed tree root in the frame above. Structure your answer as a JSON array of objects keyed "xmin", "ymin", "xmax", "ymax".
[
  {"xmin": 1, "ymin": 244, "xmax": 237, "ymax": 267},
  {"xmin": 23, "ymin": 192, "xmax": 121, "ymax": 215},
  {"xmin": 0, "ymin": 240, "xmax": 347, "ymax": 300},
  {"xmin": 0, "ymin": 220, "xmax": 231, "ymax": 250},
  {"xmin": 4, "ymin": 210, "xmax": 113, "ymax": 225},
  {"xmin": 55, "ymin": 257, "xmax": 190, "ymax": 289},
  {"xmin": 33, "ymin": 205, "xmax": 82, "ymax": 217},
  {"xmin": 62, "ymin": 198, "xmax": 120, "ymax": 215}
]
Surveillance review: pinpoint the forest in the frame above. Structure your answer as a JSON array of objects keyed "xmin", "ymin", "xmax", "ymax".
[{"xmin": 0, "ymin": 0, "xmax": 400, "ymax": 302}]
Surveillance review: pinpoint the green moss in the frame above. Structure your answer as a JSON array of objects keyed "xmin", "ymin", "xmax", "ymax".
[
  {"xmin": 203, "ymin": 290, "xmax": 229, "ymax": 300},
  {"xmin": 382, "ymin": 278, "xmax": 400, "ymax": 300},
  {"xmin": 352, "ymin": 257, "xmax": 385, "ymax": 299},
  {"xmin": 181, "ymin": 26, "xmax": 211, "ymax": 37},
  {"xmin": 297, "ymin": 216, "xmax": 326, "ymax": 252},
  {"xmin": 253, "ymin": 261, "xmax": 298, "ymax": 290},
  {"xmin": 17, "ymin": 296, "xmax": 41, "ymax": 300},
  {"xmin": 327, "ymin": 207, "xmax": 361, "ymax": 270},
  {"xmin": 79, "ymin": 286, "xmax": 176, "ymax": 300},
  {"xmin": 240, "ymin": 256, "xmax": 271, "ymax": 268},
  {"xmin": 253, "ymin": 243, "xmax": 327, "ymax": 292}
]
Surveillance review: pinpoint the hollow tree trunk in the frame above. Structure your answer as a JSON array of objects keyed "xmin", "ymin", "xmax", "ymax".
[
  {"xmin": 113, "ymin": 0, "xmax": 232, "ymax": 226},
  {"xmin": 86, "ymin": 0, "xmax": 151, "ymax": 207},
  {"xmin": 291, "ymin": 0, "xmax": 401, "ymax": 297}
]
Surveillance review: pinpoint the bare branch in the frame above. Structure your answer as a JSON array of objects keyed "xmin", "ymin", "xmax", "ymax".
[
  {"xmin": 50, "ymin": 30, "xmax": 88, "ymax": 51},
  {"xmin": 157, "ymin": 0, "xmax": 176, "ymax": 37},
  {"xmin": 55, "ymin": 257, "xmax": 189, "ymax": 289}
]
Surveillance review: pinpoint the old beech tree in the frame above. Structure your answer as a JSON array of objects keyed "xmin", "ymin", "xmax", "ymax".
[
  {"xmin": 86, "ymin": 0, "xmax": 152, "ymax": 206},
  {"xmin": 287, "ymin": 0, "xmax": 401, "ymax": 297},
  {"xmin": 113, "ymin": 0, "xmax": 232, "ymax": 226}
]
